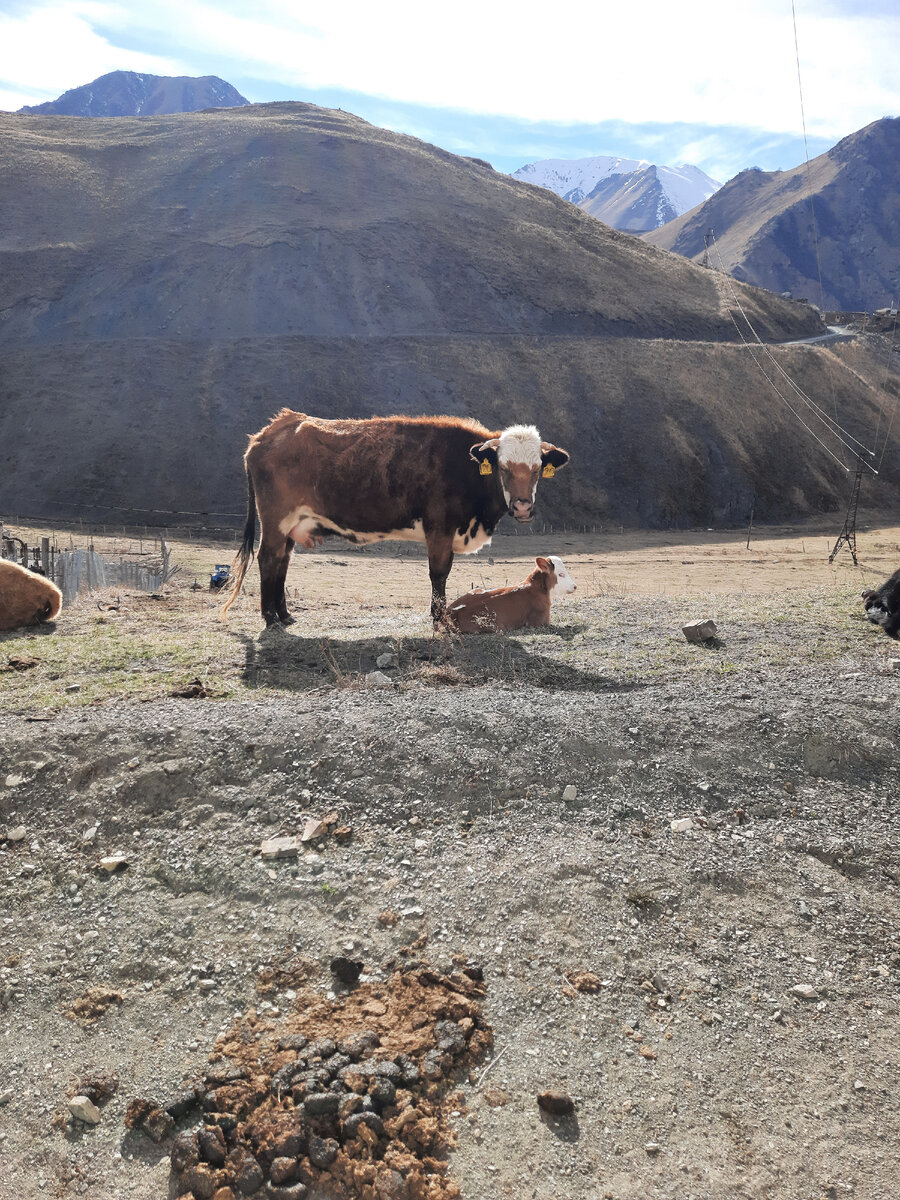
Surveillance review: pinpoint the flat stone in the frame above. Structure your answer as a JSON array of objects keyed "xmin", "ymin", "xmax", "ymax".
[
  {"xmin": 99, "ymin": 854, "xmax": 128, "ymax": 872},
  {"xmin": 364, "ymin": 670, "xmax": 393, "ymax": 688},
  {"xmin": 7, "ymin": 826, "xmax": 26, "ymax": 842},
  {"xmin": 562, "ymin": 784, "xmax": 577, "ymax": 802},
  {"xmin": 260, "ymin": 837, "xmax": 300, "ymax": 859},
  {"xmin": 683, "ymin": 618, "xmax": 718, "ymax": 643},
  {"xmin": 69, "ymin": 1095, "xmax": 101, "ymax": 1124},
  {"xmin": 790, "ymin": 983, "xmax": 819, "ymax": 1001},
  {"xmin": 670, "ymin": 818, "xmax": 694, "ymax": 833},
  {"xmin": 375, "ymin": 652, "xmax": 397, "ymax": 670}
]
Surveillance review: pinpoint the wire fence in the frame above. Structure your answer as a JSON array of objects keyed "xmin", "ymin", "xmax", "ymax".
[{"xmin": 1, "ymin": 531, "xmax": 175, "ymax": 606}]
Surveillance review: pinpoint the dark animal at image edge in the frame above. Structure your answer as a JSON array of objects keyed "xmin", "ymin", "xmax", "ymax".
[
  {"xmin": 223, "ymin": 411, "xmax": 570, "ymax": 627},
  {"xmin": 862, "ymin": 566, "xmax": 900, "ymax": 638}
]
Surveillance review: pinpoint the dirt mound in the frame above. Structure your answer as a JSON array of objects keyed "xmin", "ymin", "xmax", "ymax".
[{"xmin": 128, "ymin": 961, "xmax": 492, "ymax": 1200}]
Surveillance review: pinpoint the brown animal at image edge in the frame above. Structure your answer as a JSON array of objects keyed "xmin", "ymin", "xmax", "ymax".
[
  {"xmin": 0, "ymin": 560, "xmax": 63, "ymax": 631},
  {"xmin": 223, "ymin": 411, "xmax": 570, "ymax": 626}
]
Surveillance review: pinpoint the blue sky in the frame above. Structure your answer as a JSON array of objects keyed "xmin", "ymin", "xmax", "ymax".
[{"xmin": 2, "ymin": 0, "xmax": 898, "ymax": 182}]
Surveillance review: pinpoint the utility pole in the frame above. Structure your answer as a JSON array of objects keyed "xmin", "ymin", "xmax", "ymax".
[
  {"xmin": 828, "ymin": 453, "xmax": 865, "ymax": 564},
  {"xmin": 702, "ymin": 229, "xmax": 714, "ymax": 269}
]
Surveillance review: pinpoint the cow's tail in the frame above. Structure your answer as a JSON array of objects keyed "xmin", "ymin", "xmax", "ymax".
[{"xmin": 222, "ymin": 468, "xmax": 257, "ymax": 618}]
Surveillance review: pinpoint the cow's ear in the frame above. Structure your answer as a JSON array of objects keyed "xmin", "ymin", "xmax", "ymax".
[
  {"xmin": 535, "ymin": 557, "xmax": 552, "ymax": 573},
  {"xmin": 470, "ymin": 439, "xmax": 499, "ymax": 475},
  {"xmin": 540, "ymin": 443, "xmax": 569, "ymax": 476}
]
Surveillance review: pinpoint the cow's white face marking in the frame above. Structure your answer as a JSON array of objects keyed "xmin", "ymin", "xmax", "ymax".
[
  {"xmin": 497, "ymin": 425, "xmax": 542, "ymax": 470},
  {"xmin": 548, "ymin": 555, "xmax": 576, "ymax": 594},
  {"xmin": 496, "ymin": 425, "xmax": 542, "ymax": 516},
  {"xmin": 280, "ymin": 508, "xmax": 425, "ymax": 546}
]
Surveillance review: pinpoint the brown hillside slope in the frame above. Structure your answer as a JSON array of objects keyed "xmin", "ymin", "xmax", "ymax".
[
  {"xmin": 645, "ymin": 118, "xmax": 900, "ymax": 313},
  {"xmin": 0, "ymin": 102, "xmax": 897, "ymax": 528}
]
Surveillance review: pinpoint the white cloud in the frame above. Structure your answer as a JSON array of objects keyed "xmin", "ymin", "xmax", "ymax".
[
  {"xmin": 3, "ymin": 0, "xmax": 898, "ymax": 140},
  {"xmin": 0, "ymin": 2, "xmax": 180, "ymax": 103}
]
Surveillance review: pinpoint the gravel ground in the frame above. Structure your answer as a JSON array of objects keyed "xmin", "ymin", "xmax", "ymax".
[{"xmin": 1, "ymin": 562, "xmax": 900, "ymax": 1199}]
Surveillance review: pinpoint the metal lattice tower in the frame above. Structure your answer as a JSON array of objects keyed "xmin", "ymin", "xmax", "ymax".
[{"xmin": 828, "ymin": 454, "xmax": 865, "ymax": 564}]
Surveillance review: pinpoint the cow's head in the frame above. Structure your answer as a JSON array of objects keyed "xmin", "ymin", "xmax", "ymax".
[{"xmin": 470, "ymin": 425, "xmax": 570, "ymax": 522}]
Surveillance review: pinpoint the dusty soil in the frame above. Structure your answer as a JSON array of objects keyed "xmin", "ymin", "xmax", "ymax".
[{"xmin": 1, "ymin": 519, "xmax": 900, "ymax": 1200}]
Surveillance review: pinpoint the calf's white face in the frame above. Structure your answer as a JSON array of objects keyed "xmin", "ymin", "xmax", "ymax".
[{"xmin": 548, "ymin": 555, "xmax": 576, "ymax": 595}]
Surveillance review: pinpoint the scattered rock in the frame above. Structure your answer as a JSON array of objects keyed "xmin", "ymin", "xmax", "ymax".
[
  {"xmin": 68, "ymin": 1095, "xmax": 101, "ymax": 1124},
  {"xmin": 261, "ymin": 837, "xmax": 301, "ymax": 859},
  {"xmin": 301, "ymin": 813, "xmax": 339, "ymax": 843},
  {"xmin": 98, "ymin": 853, "xmax": 128, "ymax": 872},
  {"xmin": 537, "ymin": 1091, "xmax": 575, "ymax": 1116},
  {"xmin": 682, "ymin": 619, "xmax": 718, "ymax": 643},
  {"xmin": 7, "ymin": 825, "xmax": 27, "ymax": 842},
  {"xmin": 125, "ymin": 1097, "xmax": 176, "ymax": 1142},
  {"xmin": 568, "ymin": 971, "xmax": 601, "ymax": 993},
  {"xmin": 670, "ymin": 817, "xmax": 694, "ymax": 833},
  {"xmin": 364, "ymin": 670, "xmax": 393, "ymax": 688},
  {"xmin": 64, "ymin": 986, "xmax": 124, "ymax": 1024},
  {"xmin": 790, "ymin": 984, "xmax": 819, "ymax": 1001},
  {"xmin": 562, "ymin": 784, "xmax": 577, "ymax": 802},
  {"xmin": 375, "ymin": 652, "xmax": 397, "ymax": 670}
]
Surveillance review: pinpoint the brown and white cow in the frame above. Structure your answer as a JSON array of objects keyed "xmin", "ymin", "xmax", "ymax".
[
  {"xmin": 223, "ymin": 410, "xmax": 570, "ymax": 626},
  {"xmin": 447, "ymin": 555, "xmax": 576, "ymax": 633}
]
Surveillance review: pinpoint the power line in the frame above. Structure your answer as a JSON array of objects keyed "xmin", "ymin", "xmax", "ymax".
[{"xmin": 712, "ymin": 235, "xmax": 877, "ymax": 474}]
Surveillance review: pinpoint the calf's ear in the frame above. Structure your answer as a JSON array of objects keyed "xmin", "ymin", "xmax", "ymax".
[
  {"xmin": 470, "ymin": 439, "xmax": 500, "ymax": 474},
  {"xmin": 540, "ymin": 443, "xmax": 570, "ymax": 474},
  {"xmin": 535, "ymin": 557, "xmax": 552, "ymax": 572}
]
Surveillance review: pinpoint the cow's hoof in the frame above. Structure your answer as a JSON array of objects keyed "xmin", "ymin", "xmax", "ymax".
[{"xmin": 279, "ymin": 613, "xmax": 296, "ymax": 626}]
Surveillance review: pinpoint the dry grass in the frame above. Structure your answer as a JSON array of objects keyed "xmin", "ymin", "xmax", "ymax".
[{"xmin": 2, "ymin": 517, "xmax": 897, "ymax": 716}]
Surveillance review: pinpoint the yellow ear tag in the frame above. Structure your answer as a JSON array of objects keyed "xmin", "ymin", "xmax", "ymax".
[
  {"xmin": 479, "ymin": 460, "xmax": 493, "ymax": 475},
  {"xmin": 542, "ymin": 463, "xmax": 556, "ymax": 478}
]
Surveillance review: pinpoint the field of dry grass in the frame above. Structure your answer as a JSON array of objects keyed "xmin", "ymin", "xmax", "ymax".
[{"xmin": 2, "ymin": 515, "xmax": 898, "ymax": 716}]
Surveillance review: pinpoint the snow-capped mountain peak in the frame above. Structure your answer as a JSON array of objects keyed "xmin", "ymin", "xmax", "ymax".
[{"xmin": 512, "ymin": 155, "xmax": 721, "ymax": 231}]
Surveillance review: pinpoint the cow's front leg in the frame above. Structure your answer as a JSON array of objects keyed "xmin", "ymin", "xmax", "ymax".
[{"xmin": 426, "ymin": 534, "xmax": 454, "ymax": 624}]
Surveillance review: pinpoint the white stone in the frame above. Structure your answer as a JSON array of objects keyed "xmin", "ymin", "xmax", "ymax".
[
  {"xmin": 562, "ymin": 785, "xmax": 577, "ymax": 802},
  {"xmin": 260, "ymin": 837, "xmax": 300, "ymax": 859},
  {"xmin": 99, "ymin": 854, "xmax": 128, "ymax": 872},
  {"xmin": 69, "ymin": 1095, "xmax": 101, "ymax": 1124},
  {"xmin": 376, "ymin": 652, "xmax": 397, "ymax": 669},
  {"xmin": 670, "ymin": 818, "xmax": 694, "ymax": 833},
  {"xmin": 4, "ymin": 775, "xmax": 26, "ymax": 789},
  {"xmin": 7, "ymin": 826, "xmax": 26, "ymax": 843},
  {"xmin": 82, "ymin": 826, "xmax": 98, "ymax": 845}
]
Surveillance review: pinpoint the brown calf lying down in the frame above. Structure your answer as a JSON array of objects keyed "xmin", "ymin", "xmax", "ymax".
[
  {"xmin": 447, "ymin": 555, "xmax": 576, "ymax": 633},
  {"xmin": 0, "ymin": 561, "xmax": 63, "ymax": 630}
]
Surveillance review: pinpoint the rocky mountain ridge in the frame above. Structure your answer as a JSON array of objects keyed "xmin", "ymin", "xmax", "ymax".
[
  {"xmin": 644, "ymin": 117, "xmax": 900, "ymax": 312},
  {"xmin": 16, "ymin": 70, "xmax": 249, "ymax": 117},
  {"xmin": 1, "ymin": 101, "xmax": 897, "ymax": 530}
]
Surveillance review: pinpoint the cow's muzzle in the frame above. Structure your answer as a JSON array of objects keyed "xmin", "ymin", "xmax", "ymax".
[{"xmin": 510, "ymin": 499, "xmax": 534, "ymax": 522}]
